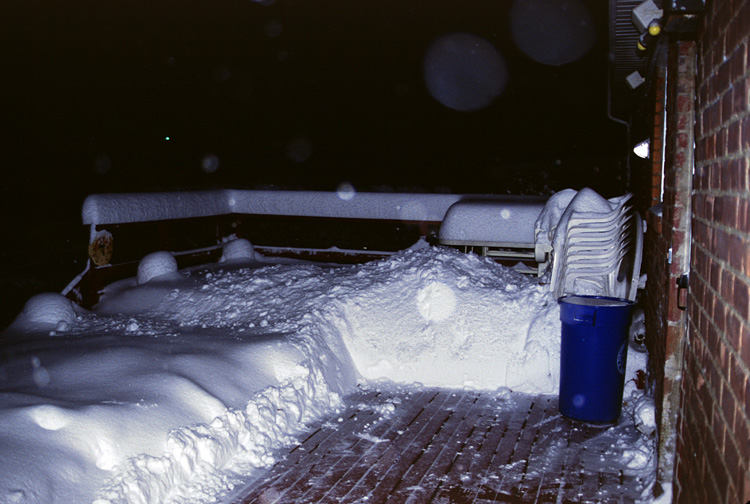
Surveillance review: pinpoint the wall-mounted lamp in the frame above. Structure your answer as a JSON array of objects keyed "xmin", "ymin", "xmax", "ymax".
[
  {"xmin": 633, "ymin": 139, "xmax": 650, "ymax": 159},
  {"xmin": 632, "ymin": 0, "xmax": 663, "ymax": 51}
]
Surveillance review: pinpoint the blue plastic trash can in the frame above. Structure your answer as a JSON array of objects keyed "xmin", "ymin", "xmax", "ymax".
[{"xmin": 558, "ymin": 295, "xmax": 635, "ymax": 422}]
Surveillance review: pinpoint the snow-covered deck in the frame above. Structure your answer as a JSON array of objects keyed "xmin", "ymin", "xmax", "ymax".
[
  {"xmin": 229, "ymin": 386, "xmax": 645, "ymax": 504},
  {"xmin": 3, "ymin": 194, "xmax": 655, "ymax": 504}
]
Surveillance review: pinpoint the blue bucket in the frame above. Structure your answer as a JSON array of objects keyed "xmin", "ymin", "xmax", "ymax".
[{"xmin": 558, "ymin": 295, "xmax": 635, "ymax": 422}]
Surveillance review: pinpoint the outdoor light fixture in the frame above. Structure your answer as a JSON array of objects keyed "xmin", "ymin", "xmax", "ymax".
[
  {"xmin": 632, "ymin": 0, "xmax": 663, "ymax": 51},
  {"xmin": 633, "ymin": 139, "xmax": 650, "ymax": 159},
  {"xmin": 632, "ymin": 0, "xmax": 663, "ymax": 34}
]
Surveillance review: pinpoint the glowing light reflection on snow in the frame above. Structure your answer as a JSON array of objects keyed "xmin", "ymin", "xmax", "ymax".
[{"xmin": 416, "ymin": 282, "xmax": 457, "ymax": 322}]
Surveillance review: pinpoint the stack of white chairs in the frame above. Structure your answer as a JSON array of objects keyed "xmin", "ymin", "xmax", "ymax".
[{"xmin": 549, "ymin": 193, "xmax": 642, "ymax": 301}]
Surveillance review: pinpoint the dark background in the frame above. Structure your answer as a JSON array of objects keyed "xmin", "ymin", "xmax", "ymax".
[{"xmin": 0, "ymin": 0, "xmax": 628, "ymax": 327}]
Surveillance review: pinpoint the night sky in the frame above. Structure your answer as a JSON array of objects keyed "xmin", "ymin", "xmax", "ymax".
[{"xmin": 1, "ymin": 0, "xmax": 628, "ymax": 325}]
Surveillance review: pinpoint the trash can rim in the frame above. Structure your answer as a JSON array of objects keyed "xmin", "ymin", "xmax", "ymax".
[{"xmin": 558, "ymin": 295, "xmax": 634, "ymax": 307}]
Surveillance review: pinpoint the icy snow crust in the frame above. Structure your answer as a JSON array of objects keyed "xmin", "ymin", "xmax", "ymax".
[{"xmin": 1, "ymin": 245, "xmax": 564, "ymax": 504}]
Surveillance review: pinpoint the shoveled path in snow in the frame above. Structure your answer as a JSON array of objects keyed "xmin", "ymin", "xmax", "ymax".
[{"xmin": 228, "ymin": 386, "xmax": 646, "ymax": 504}]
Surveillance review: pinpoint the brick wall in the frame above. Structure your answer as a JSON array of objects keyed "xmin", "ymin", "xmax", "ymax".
[
  {"xmin": 647, "ymin": 39, "xmax": 696, "ymax": 492},
  {"xmin": 642, "ymin": 61, "xmax": 681, "ymax": 491},
  {"xmin": 673, "ymin": 0, "xmax": 750, "ymax": 502}
]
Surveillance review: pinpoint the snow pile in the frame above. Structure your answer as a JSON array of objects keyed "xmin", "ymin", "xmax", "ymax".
[
  {"xmin": 100, "ymin": 242, "xmax": 560, "ymax": 394},
  {"xmin": 629, "ymin": 307, "xmax": 647, "ymax": 352},
  {"xmin": 327, "ymin": 244, "xmax": 560, "ymax": 391},
  {"xmin": 220, "ymin": 238, "xmax": 258, "ymax": 263},
  {"xmin": 621, "ymin": 340, "xmax": 660, "ymax": 503},
  {"xmin": 17, "ymin": 292, "xmax": 78, "ymax": 329},
  {"xmin": 0, "ymin": 244, "xmax": 655, "ymax": 504},
  {"xmin": 137, "ymin": 251, "xmax": 181, "ymax": 285}
]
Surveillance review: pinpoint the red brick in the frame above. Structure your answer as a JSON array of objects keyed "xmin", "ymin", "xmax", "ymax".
[
  {"xmin": 719, "ymin": 59, "xmax": 732, "ymax": 94},
  {"xmin": 719, "ymin": 341, "xmax": 729, "ymax": 369},
  {"xmin": 714, "ymin": 294, "xmax": 727, "ymax": 331},
  {"xmin": 709, "ymin": 102, "xmax": 721, "ymax": 132},
  {"xmin": 742, "ymin": 326, "xmax": 750, "ymax": 368},
  {"xmin": 722, "ymin": 269, "xmax": 734, "ymax": 299},
  {"xmin": 728, "ymin": 120, "xmax": 741, "ymax": 154},
  {"xmin": 727, "ymin": 313, "xmax": 742, "ymax": 344},
  {"xmin": 733, "ymin": 277, "xmax": 750, "ymax": 320},
  {"xmin": 732, "ymin": 76, "xmax": 748, "ymax": 116},
  {"xmin": 714, "ymin": 228, "xmax": 728, "ymax": 260},
  {"xmin": 728, "ymin": 432, "xmax": 744, "ymax": 480},
  {"xmin": 729, "ymin": 352, "xmax": 746, "ymax": 399},
  {"xmin": 727, "ymin": 158, "xmax": 745, "ymax": 190},
  {"xmin": 734, "ymin": 413, "xmax": 750, "ymax": 460},
  {"xmin": 722, "ymin": 88, "xmax": 735, "ymax": 124},
  {"xmin": 721, "ymin": 380, "xmax": 737, "ymax": 428},
  {"xmin": 713, "ymin": 194, "xmax": 725, "ymax": 223},
  {"xmin": 701, "ymin": 307, "xmax": 711, "ymax": 340},
  {"xmin": 730, "ymin": 196, "xmax": 741, "ymax": 227},
  {"xmin": 718, "ymin": 127, "xmax": 727, "ymax": 154},
  {"xmin": 726, "ymin": 317, "xmax": 742, "ymax": 352},
  {"xmin": 740, "ymin": 199, "xmax": 750, "ymax": 235},
  {"xmin": 730, "ymin": 44, "xmax": 746, "ymax": 83}
]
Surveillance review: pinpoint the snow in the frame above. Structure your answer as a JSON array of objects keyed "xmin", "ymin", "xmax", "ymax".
[
  {"xmin": 535, "ymin": 187, "xmax": 628, "ymax": 254},
  {"xmin": 137, "ymin": 251, "xmax": 181, "ymax": 285},
  {"xmin": 533, "ymin": 187, "xmax": 578, "ymax": 248},
  {"xmin": 438, "ymin": 197, "xmax": 547, "ymax": 244},
  {"xmin": 1, "ymin": 242, "xmax": 658, "ymax": 504},
  {"xmin": 82, "ymin": 190, "xmax": 468, "ymax": 226},
  {"xmin": 82, "ymin": 191, "xmax": 230, "ymax": 226},
  {"xmin": 219, "ymin": 239, "xmax": 258, "ymax": 263},
  {"xmin": 19, "ymin": 293, "xmax": 79, "ymax": 328}
]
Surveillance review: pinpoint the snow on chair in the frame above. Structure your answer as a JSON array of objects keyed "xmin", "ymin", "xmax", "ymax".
[{"xmin": 545, "ymin": 189, "xmax": 643, "ymax": 301}]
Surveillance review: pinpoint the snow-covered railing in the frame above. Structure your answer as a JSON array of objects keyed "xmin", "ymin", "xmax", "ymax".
[
  {"xmin": 69, "ymin": 188, "xmax": 643, "ymax": 309},
  {"xmin": 82, "ymin": 190, "xmax": 465, "ymax": 226},
  {"xmin": 72, "ymin": 190, "xmax": 476, "ymax": 308}
]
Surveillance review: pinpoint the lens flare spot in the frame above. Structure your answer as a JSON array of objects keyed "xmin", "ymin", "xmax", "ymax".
[
  {"xmin": 423, "ymin": 33, "xmax": 508, "ymax": 112},
  {"xmin": 29, "ymin": 405, "xmax": 69, "ymax": 431},
  {"xmin": 336, "ymin": 182, "xmax": 356, "ymax": 201},
  {"xmin": 510, "ymin": 0, "xmax": 595, "ymax": 66},
  {"xmin": 417, "ymin": 282, "xmax": 457, "ymax": 322},
  {"xmin": 202, "ymin": 154, "xmax": 220, "ymax": 173}
]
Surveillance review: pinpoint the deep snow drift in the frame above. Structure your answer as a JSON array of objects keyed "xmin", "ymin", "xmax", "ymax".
[{"xmin": 1, "ymin": 243, "xmax": 655, "ymax": 504}]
